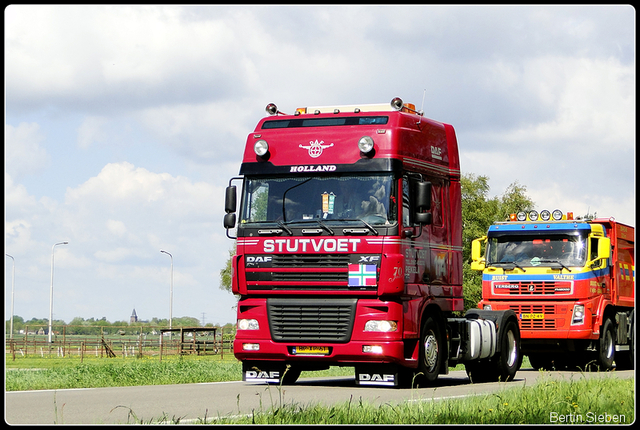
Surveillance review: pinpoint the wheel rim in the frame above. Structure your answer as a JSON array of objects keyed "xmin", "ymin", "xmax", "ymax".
[
  {"xmin": 423, "ymin": 331, "xmax": 439, "ymax": 371},
  {"xmin": 604, "ymin": 329, "xmax": 614, "ymax": 359},
  {"xmin": 506, "ymin": 330, "xmax": 518, "ymax": 367}
]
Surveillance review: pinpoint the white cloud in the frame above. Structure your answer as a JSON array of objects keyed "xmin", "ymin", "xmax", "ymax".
[
  {"xmin": 5, "ymin": 123, "xmax": 49, "ymax": 179},
  {"xmin": 77, "ymin": 116, "xmax": 108, "ymax": 149},
  {"xmin": 4, "ymin": 5, "xmax": 634, "ymax": 324}
]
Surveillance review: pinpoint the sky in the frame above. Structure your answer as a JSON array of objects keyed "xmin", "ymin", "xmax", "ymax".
[{"xmin": 4, "ymin": 5, "xmax": 635, "ymax": 326}]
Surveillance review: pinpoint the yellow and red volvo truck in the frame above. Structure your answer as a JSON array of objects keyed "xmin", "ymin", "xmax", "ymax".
[
  {"xmin": 223, "ymin": 98, "xmax": 522, "ymax": 387},
  {"xmin": 472, "ymin": 211, "xmax": 635, "ymax": 370}
]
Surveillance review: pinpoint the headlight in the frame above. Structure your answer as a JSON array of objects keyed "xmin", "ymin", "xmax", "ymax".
[
  {"xmin": 254, "ymin": 140, "xmax": 269, "ymax": 157},
  {"xmin": 238, "ymin": 319, "xmax": 259, "ymax": 330},
  {"xmin": 358, "ymin": 136, "xmax": 374, "ymax": 154},
  {"xmin": 483, "ymin": 304, "xmax": 492, "ymax": 310},
  {"xmin": 364, "ymin": 320, "xmax": 397, "ymax": 332},
  {"xmin": 571, "ymin": 304, "xmax": 585, "ymax": 325}
]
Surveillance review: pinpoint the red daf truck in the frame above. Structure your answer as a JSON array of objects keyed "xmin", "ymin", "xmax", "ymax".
[
  {"xmin": 224, "ymin": 98, "xmax": 522, "ymax": 387},
  {"xmin": 471, "ymin": 211, "xmax": 635, "ymax": 370}
]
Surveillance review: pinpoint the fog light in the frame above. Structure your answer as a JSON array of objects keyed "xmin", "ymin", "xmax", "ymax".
[
  {"xmin": 483, "ymin": 304, "xmax": 492, "ymax": 310},
  {"xmin": 571, "ymin": 304, "xmax": 585, "ymax": 325},
  {"xmin": 242, "ymin": 343, "xmax": 260, "ymax": 351},
  {"xmin": 364, "ymin": 320, "xmax": 397, "ymax": 332},
  {"xmin": 363, "ymin": 345, "xmax": 383, "ymax": 354},
  {"xmin": 238, "ymin": 319, "xmax": 259, "ymax": 330}
]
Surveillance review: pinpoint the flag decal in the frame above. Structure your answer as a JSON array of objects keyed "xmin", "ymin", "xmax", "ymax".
[{"xmin": 348, "ymin": 264, "xmax": 377, "ymax": 287}]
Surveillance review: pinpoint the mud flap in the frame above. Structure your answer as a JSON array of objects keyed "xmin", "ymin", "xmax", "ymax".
[
  {"xmin": 355, "ymin": 364, "xmax": 401, "ymax": 387},
  {"xmin": 242, "ymin": 361, "xmax": 284, "ymax": 384}
]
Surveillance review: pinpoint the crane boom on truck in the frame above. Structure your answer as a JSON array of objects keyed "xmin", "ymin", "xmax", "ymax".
[
  {"xmin": 224, "ymin": 97, "xmax": 522, "ymax": 387},
  {"xmin": 471, "ymin": 210, "xmax": 635, "ymax": 370}
]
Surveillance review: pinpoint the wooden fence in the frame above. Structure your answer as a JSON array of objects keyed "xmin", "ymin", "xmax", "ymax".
[{"xmin": 5, "ymin": 326, "xmax": 234, "ymax": 362}]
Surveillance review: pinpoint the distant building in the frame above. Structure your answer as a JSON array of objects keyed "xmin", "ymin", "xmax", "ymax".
[{"xmin": 130, "ymin": 308, "xmax": 138, "ymax": 324}]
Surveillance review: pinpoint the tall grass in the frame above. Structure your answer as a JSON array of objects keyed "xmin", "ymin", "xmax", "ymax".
[{"xmin": 209, "ymin": 375, "xmax": 634, "ymax": 425}]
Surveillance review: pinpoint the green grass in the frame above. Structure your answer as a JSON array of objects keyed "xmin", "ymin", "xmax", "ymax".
[
  {"xmin": 208, "ymin": 376, "xmax": 634, "ymax": 425},
  {"xmin": 5, "ymin": 355, "xmax": 241, "ymax": 391},
  {"xmin": 5, "ymin": 354, "xmax": 353, "ymax": 391},
  {"xmin": 6, "ymin": 354, "xmax": 633, "ymax": 424}
]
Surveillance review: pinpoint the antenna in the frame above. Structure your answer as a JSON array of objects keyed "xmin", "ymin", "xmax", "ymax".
[{"xmin": 417, "ymin": 89, "xmax": 426, "ymax": 125}]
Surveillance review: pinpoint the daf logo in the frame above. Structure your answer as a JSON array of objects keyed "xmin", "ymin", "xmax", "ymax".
[
  {"xmin": 528, "ymin": 284, "xmax": 536, "ymax": 292},
  {"xmin": 299, "ymin": 140, "xmax": 334, "ymax": 158}
]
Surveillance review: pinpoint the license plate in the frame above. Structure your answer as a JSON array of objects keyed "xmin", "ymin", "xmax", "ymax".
[
  {"xmin": 521, "ymin": 313, "xmax": 544, "ymax": 320},
  {"xmin": 293, "ymin": 346, "xmax": 329, "ymax": 355}
]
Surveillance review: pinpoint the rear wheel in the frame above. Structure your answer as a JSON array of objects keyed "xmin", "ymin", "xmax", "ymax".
[
  {"xmin": 493, "ymin": 319, "xmax": 522, "ymax": 381},
  {"xmin": 466, "ymin": 318, "xmax": 521, "ymax": 382}
]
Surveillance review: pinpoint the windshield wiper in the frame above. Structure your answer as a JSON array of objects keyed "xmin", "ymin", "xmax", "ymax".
[
  {"xmin": 317, "ymin": 220, "xmax": 335, "ymax": 235},
  {"xmin": 276, "ymin": 220, "xmax": 293, "ymax": 236},
  {"xmin": 536, "ymin": 259, "xmax": 572, "ymax": 272},
  {"xmin": 328, "ymin": 218, "xmax": 379, "ymax": 235},
  {"xmin": 488, "ymin": 261, "xmax": 527, "ymax": 272}
]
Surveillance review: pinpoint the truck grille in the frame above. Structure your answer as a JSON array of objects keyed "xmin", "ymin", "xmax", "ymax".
[
  {"xmin": 267, "ymin": 298, "xmax": 357, "ymax": 343},
  {"xmin": 246, "ymin": 254, "xmax": 377, "ymax": 291},
  {"xmin": 493, "ymin": 281, "xmax": 572, "ymax": 295},
  {"xmin": 509, "ymin": 304, "xmax": 557, "ymax": 330}
]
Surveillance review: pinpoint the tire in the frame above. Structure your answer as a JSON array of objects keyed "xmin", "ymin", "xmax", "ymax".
[
  {"xmin": 280, "ymin": 365, "xmax": 301, "ymax": 385},
  {"xmin": 594, "ymin": 318, "xmax": 615, "ymax": 370},
  {"xmin": 615, "ymin": 311, "xmax": 634, "ymax": 370},
  {"xmin": 417, "ymin": 316, "xmax": 444, "ymax": 384},
  {"xmin": 493, "ymin": 319, "xmax": 522, "ymax": 381},
  {"xmin": 466, "ymin": 318, "xmax": 521, "ymax": 382},
  {"xmin": 528, "ymin": 353, "xmax": 554, "ymax": 370}
]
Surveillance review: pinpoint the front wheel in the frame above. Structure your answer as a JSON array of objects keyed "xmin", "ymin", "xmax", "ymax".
[
  {"xmin": 417, "ymin": 316, "xmax": 444, "ymax": 384},
  {"xmin": 594, "ymin": 318, "xmax": 615, "ymax": 371},
  {"xmin": 280, "ymin": 365, "xmax": 301, "ymax": 385}
]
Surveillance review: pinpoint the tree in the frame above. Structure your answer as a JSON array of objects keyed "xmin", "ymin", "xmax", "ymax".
[
  {"xmin": 461, "ymin": 173, "xmax": 534, "ymax": 311},
  {"xmin": 219, "ymin": 244, "xmax": 236, "ymax": 294}
]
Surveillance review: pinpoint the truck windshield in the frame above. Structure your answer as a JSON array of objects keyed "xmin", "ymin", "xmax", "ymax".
[
  {"xmin": 486, "ymin": 233, "xmax": 588, "ymax": 268},
  {"xmin": 240, "ymin": 174, "xmax": 396, "ymax": 226}
]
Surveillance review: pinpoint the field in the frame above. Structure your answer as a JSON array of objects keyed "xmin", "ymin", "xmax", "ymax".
[{"xmin": 5, "ymin": 354, "xmax": 634, "ymax": 424}]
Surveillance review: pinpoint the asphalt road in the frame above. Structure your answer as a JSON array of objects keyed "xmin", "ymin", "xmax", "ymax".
[{"xmin": 5, "ymin": 368, "xmax": 634, "ymax": 424}]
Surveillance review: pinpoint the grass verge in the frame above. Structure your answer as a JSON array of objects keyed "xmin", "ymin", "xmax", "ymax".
[{"xmin": 207, "ymin": 375, "xmax": 634, "ymax": 424}]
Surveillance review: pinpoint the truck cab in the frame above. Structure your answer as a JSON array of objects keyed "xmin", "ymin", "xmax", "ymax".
[
  {"xmin": 225, "ymin": 98, "xmax": 522, "ymax": 386},
  {"xmin": 472, "ymin": 211, "xmax": 634, "ymax": 370}
]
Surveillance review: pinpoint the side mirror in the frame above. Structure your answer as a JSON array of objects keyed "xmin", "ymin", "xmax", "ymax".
[
  {"xmin": 415, "ymin": 181, "xmax": 432, "ymax": 210},
  {"xmin": 598, "ymin": 237, "xmax": 611, "ymax": 260},
  {"xmin": 471, "ymin": 237, "xmax": 487, "ymax": 271},
  {"xmin": 413, "ymin": 181, "xmax": 432, "ymax": 226},
  {"xmin": 587, "ymin": 236, "xmax": 611, "ymax": 269},
  {"xmin": 225, "ymin": 186, "xmax": 237, "ymax": 214},
  {"xmin": 223, "ymin": 213, "xmax": 236, "ymax": 229}
]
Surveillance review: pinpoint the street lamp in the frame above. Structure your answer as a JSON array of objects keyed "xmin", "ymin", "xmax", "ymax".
[
  {"xmin": 49, "ymin": 241, "xmax": 68, "ymax": 343},
  {"xmin": 6, "ymin": 254, "xmax": 15, "ymax": 339},
  {"xmin": 160, "ymin": 250, "xmax": 173, "ymax": 335}
]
